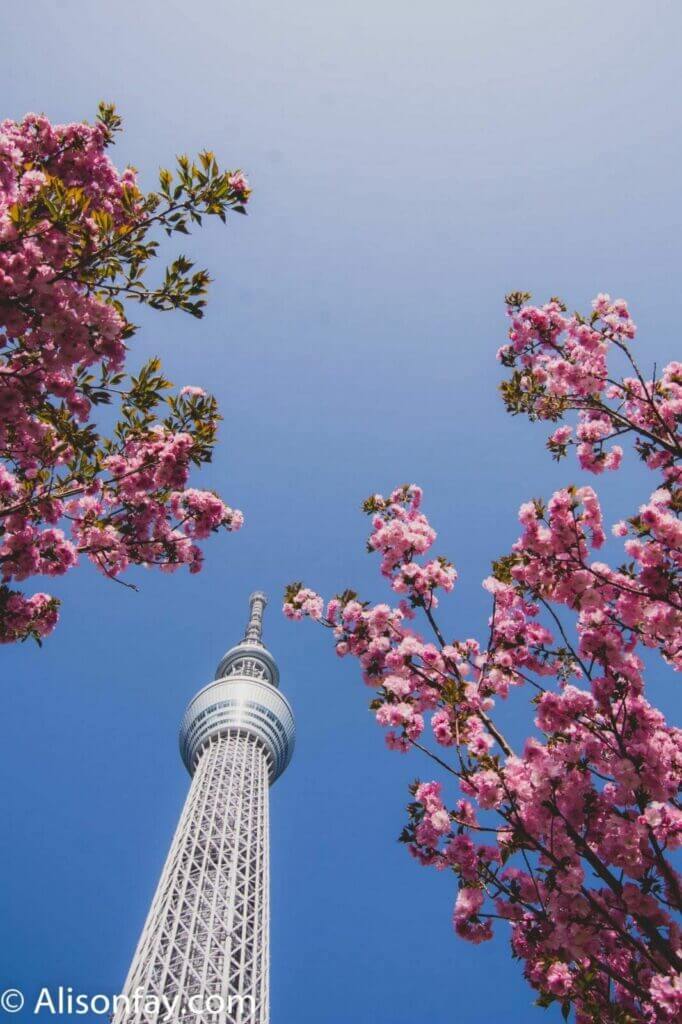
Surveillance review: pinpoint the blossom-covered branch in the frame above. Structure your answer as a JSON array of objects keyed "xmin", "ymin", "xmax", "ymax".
[
  {"xmin": 283, "ymin": 297, "xmax": 681, "ymax": 1023},
  {"xmin": 0, "ymin": 104, "xmax": 248, "ymax": 643},
  {"xmin": 499, "ymin": 292, "xmax": 681, "ymax": 473}
]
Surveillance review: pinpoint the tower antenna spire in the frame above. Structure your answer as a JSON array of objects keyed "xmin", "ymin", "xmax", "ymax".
[{"xmin": 244, "ymin": 590, "xmax": 267, "ymax": 645}]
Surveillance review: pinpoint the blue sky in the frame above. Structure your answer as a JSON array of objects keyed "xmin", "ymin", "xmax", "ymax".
[{"xmin": 2, "ymin": 2, "xmax": 681, "ymax": 1021}]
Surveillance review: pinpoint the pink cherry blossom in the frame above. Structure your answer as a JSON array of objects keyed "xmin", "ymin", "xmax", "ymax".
[
  {"xmin": 0, "ymin": 108, "xmax": 248, "ymax": 642},
  {"xmin": 285, "ymin": 466, "xmax": 682, "ymax": 1021}
]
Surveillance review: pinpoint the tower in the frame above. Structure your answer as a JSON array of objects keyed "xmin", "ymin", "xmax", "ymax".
[{"xmin": 114, "ymin": 592, "xmax": 295, "ymax": 1024}]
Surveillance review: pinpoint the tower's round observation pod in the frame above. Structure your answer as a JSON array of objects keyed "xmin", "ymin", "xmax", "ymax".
[{"xmin": 178, "ymin": 592, "xmax": 295, "ymax": 783}]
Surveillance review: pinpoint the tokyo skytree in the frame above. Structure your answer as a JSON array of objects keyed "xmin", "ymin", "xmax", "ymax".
[{"xmin": 113, "ymin": 592, "xmax": 295, "ymax": 1024}]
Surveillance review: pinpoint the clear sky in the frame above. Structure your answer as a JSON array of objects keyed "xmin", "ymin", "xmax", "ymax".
[{"xmin": 2, "ymin": 2, "xmax": 681, "ymax": 1022}]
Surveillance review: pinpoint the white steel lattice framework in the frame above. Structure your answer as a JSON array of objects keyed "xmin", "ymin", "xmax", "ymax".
[{"xmin": 114, "ymin": 593, "xmax": 295, "ymax": 1024}]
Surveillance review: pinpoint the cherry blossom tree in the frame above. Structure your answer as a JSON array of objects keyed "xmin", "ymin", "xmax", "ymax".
[
  {"xmin": 0, "ymin": 103, "xmax": 248, "ymax": 643},
  {"xmin": 285, "ymin": 295, "xmax": 681, "ymax": 1023}
]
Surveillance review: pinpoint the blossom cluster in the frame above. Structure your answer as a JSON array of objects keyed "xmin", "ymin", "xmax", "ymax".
[
  {"xmin": 362, "ymin": 486, "xmax": 457, "ymax": 604},
  {"xmin": 499, "ymin": 294, "xmax": 681, "ymax": 479},
  {"xmin": 0, "ymin": 108, "xmax": 247, "ymax": 642}
]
